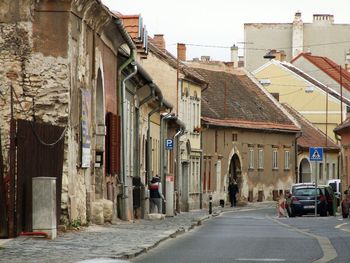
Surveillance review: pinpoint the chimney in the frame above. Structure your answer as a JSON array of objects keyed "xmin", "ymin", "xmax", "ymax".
[
  {"xmin": 230, "ymin": 45, "xmax": 239, "ymax": 68},
  {"xmin": 201, "ymin": 56, "xmax": 210, "ymax": 62},
  {"xmin": 313, "ymin": 14, "xmax": 334, "ymax": 24},
  {"xmin": 275, "ymin": 50, "xmax": 286, "ymax": 61},
  {"xmin": 346, "ymin": 49, "xmax": 350, "ymax": 73},
  {"xmin": 153, "ymin": 34, "xmax": 166, "ymax": 51},
  {"xmin": 177, "ymin": 43, "xmax": 186, "ymax": 61}
]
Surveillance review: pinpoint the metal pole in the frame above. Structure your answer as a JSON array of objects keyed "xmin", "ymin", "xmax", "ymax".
[{"xmin": 315, "ymin": 162, "xmax": 318, "ymax": 217}]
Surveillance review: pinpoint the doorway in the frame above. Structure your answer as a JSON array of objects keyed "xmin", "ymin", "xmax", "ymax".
[
  {"xmin": 228, "ymin": 154, "xmax": 242, "ymax": 193},
  {"xmin": 299, "ymin": 158, "xmax": 311, "ymax": 183}
]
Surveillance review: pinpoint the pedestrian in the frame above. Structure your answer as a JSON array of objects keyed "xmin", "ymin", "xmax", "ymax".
[
  {"xmin": 228, "ymin": 179, "xmax": 239, "ymax": 207},
  {"xmin": 341, "ymin": 190, "xmax": 350, "ymax": 218},
  {"xmin": 149, "ymin": 175, "xmax": 166, "ymax": 213}
]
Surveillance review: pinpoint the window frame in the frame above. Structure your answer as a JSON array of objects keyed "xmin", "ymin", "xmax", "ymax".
[{"xmin": 272, "ymin": 149, "xmax": 278, "ymax": 170}]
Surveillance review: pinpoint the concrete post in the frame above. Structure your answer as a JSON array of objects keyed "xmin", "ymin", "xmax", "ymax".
[
  {"xmin": 32, "ymin": 177, "xmax": 56, "ymax": 239},
  {"xmin": 166, "ymin": 174, "xmax": 174, "ymax": 216}
]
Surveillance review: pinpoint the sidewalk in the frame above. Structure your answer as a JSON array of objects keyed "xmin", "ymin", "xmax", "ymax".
[{"xmin": 0, "ymin": 202, "xmax": 272, "ymax": 263}]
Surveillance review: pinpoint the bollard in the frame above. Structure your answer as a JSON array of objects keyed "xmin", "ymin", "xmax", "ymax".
[{"xmin": 209, "ymin": 195, "xmax": 212, "ymax": 214}]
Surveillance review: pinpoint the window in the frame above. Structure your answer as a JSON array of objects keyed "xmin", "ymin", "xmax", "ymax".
[
  {"xmin": 258, "ymin": 149, "xmax": 264, "ymax": 169},
  {"xmin": 232, "ymin": 133, "xmax": 238, "ymax": 142},
  {"xmin": 249, "ymin": 148, "xmax": 254, "ymax": 169},
  {"xmin": 284, "ymin": 150, "xmax": 290, "ymax": 170},
  {"xmin": 319, "ymin": 163, "xmax": 323, "ymax": 180},
  {"xmin": 326, "ymin": 163, "xmax": 330, "ymax": 180},
  {"xmin": 332, "ymin": 163, "xmax": 336, "ymax": 179},
  {"xmin": 272, "ymin": 149, "xmax": 278, "ymax": 170}
]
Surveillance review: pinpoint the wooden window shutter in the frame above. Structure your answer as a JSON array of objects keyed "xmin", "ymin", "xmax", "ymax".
[{"xmin": 106, "ymin": 112, "xmax": 120, "ymax": 175}]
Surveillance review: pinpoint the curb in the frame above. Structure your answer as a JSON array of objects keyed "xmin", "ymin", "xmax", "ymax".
[{"xmin": 118, "ymin": 213, "xmax": 216, "ymax": 260}]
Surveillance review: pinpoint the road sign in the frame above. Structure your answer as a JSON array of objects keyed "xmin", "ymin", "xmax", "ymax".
[
  {"xmin": 165, "ymin": 139, "xmax": 173, "ymax": 150},
  {"xmin": 309, "ymin": 147, "xmax": 323, "ymax": 162}
]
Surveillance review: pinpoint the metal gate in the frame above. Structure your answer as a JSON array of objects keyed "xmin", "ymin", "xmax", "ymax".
[{"xmin": 1, "ymin": 119, "xmax": 65, "ymax": 237}]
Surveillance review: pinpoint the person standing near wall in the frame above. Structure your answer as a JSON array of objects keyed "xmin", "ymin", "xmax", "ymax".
[
  {"xmin": 149, "ymin": 175, "xmax": 166, "ymax": 213},
  {"xmin": 228, "ymin": 179, "xmax": 239, "ymax": 207}
]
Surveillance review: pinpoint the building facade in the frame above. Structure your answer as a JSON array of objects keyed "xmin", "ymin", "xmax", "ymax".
[
  {"xmin": 187, "ymin": 65, "xmax": 300, "ymax": 206},
  {"xmin": 244, "ymin": 12, "xmax": 350, "ymax": 71}
]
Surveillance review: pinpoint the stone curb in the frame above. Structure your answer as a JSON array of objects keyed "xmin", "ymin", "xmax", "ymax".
[{"xmin": 118, "ymin": 213, "xmax": 217, "ymax": 260}]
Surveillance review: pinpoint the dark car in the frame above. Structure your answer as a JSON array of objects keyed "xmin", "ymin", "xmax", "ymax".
[{"xmin": 289, "ymin": 186, "xmax": 328, "ymax": 217}]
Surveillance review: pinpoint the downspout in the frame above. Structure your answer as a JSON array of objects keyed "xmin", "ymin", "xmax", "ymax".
[
  {"xmin": 160, "ymin": 112, "xmax": 173, "ymax": 179},
  {"xmin": 115, "ymin": 17, "xmax": 137, "ymax": 220},
  {"xmin": 295, "ymin": 131, "xmax": 302, "ymax": 183},
  {"xmin": 121, "ymin": 64, "xmax": 137, "ymax": 200},
  {"xmin": 174, "ymin": 126, "xmax": 185, "ymax": 212},
  {"xmin": 147, "ymin": 103, "xmax": 162, "ymax": 183}
]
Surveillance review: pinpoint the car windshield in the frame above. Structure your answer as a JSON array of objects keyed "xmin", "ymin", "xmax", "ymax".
[{"xmin": 294, "ymin": 188, "xmax": 320, "ymax": 196}]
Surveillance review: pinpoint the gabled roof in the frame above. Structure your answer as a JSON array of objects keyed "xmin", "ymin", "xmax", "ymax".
[
  {"xmin": 283, "ymin": 104, "xmax": 339, "ymax": 152},
  {"xmin": 334, "ymin": 117, "xmax": 350, "ymax": 134},
  {"xmin": 191, "ymin": 67, "xmax": 300, "ymax": 133},
  {"xmin": 147, "ymin": 38, "xmax": 207, "ymax": 86},
  {"xmin": 278, "ymin": 61, "xmax": 350, "ymax": 106},
  {"xmin": 291, "ymin": 52, "xmax": 350, "ymax": 92}
]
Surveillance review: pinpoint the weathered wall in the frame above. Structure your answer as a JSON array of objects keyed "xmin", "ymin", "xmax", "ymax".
[{"xmin": 201, "ymin": 127, "xmax": 296, "ymax": 207}]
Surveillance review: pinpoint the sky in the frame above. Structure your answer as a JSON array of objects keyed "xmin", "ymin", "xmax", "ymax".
[{"xmin": 101, "ymin": 0, "xmax": 350, "ymax": 61}]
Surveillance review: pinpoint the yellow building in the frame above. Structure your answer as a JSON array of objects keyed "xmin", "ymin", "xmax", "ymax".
[{"xmin": 253, "ymin": 60, "xmax": 350, "ymax": 142}]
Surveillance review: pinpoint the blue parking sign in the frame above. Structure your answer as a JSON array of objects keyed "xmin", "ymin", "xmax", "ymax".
[{"xmin": 165, "ymin": 139, "xmax": 173, "ymax": 150}]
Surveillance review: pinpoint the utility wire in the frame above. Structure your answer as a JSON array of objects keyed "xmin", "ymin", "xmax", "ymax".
[{"xmin": 12, "ymin": 88, "xmax": 67, "ymax": 147}]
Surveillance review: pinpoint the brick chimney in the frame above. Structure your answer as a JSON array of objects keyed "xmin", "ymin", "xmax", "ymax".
[
  {"xmin": 153, "ymin": 34, "xmax": 166, "ymax": 51},
  {"xmin": 346, "ymin": 49, "xmax": 350, "ymax": 73},
  {"xmin": 275, "ymin": 50, "xmax": 286, "ymax": 61},
  {"xmin": 177, "ymin": 43, "xmax": 186, "ymax": 61}
]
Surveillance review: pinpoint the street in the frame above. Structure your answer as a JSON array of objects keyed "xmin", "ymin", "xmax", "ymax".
[{"xmin": 133, "ymin": 206, "xmax": 350, "ymax": 263}]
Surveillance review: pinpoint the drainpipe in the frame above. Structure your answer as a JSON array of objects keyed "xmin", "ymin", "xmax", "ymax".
[
  {"xmin": 116, "ymin": 16, "xmax": 137, "ymax": 220},
  {"xmin": 160, "ymin": 112, "xmax": 173, "ymax": 180},
  {"xmin": 295, "ymin": 131, "xmax": 302, "ymax": 183},
  {"xmin": 147, "ymin": 103, "xmax": 162, "ymax": 183},
  {"xmin": 174, "ymin": 124, "xmax": 185, "ymax": 212}
]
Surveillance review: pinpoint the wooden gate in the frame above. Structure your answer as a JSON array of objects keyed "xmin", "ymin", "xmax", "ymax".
[{"xmin": 15, "ymin": 119, "xmax": 65, "ymax": 235}]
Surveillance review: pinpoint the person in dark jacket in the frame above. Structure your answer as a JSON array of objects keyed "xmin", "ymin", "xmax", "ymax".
[
  {"xmin": 149, "ymin": 175, "xmax": 166, "ymax": 213},
  {"xmin": 228, "ymin": 179, "xmax": 239, "ymax": 207}
]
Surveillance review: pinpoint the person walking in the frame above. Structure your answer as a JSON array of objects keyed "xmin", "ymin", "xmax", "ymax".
[
  {"xmin": 149, "ymin": 175, "xmax": 166, "ymax": 213},
  {"xmin": 341, "ymin": 189, "xmax": 350, "ymax": 218},
  {"xmin": 228, "ymin": 179, "xmax": 239, "ymax": 207}
]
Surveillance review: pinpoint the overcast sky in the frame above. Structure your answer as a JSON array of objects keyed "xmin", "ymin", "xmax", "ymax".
[{"xmin": 101, "ymin": 0, "xmax": 350, "ymax": 61}]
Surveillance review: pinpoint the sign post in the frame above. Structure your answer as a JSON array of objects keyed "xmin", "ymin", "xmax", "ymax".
[{"xmin": 309, "ymin": 147, "xmax": 324, "ymax": 217}]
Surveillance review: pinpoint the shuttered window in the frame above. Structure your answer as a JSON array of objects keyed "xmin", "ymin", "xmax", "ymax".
[{"xmin": 106, "ymin": 112, "xmax": 120, "ymax": 175}]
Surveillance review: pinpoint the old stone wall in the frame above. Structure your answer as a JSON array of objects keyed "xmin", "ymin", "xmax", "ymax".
[{"xmin": 0, "ymin": 20, "xmax": 71, "ymax": 221}]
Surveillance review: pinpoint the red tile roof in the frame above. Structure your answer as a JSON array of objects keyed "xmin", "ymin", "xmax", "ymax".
[
  {"xmin": 191, "ymin": 68, "xmax": 300, "ymax": 133},
  {"xmin": 291, "ymin": 53, "xmax": 350, "ymax": 92},
  {"xmin": 283, "ymin": 103, "xmax": 339, "ymax": 152},
  {"xmin": 334, "ymin": 117, "xmax": 350, "ymax": 134}
]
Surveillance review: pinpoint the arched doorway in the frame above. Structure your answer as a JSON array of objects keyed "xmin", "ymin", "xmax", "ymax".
[
  {"xmin": 228, "ymin": 154, "xmax": 242, "ymax": 192},
  {"xmin": 299, "ymin": 158, "xmax": 311, "ymax": 183}
]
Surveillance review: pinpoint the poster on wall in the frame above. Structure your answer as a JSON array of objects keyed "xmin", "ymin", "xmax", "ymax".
[{"xmin": 81, "ymin": 89, "xmax": 91, "ymax": 168}]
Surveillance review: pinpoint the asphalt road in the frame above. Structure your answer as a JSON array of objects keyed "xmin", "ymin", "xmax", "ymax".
[{"xmin": 132, "ymin": 207, "xmax": 350, "ymax": 263}]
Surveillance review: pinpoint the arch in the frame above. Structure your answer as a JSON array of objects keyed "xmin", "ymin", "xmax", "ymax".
[{"xmin": 299, "ymin": 158, "xmax": 311, "ymax": 183}]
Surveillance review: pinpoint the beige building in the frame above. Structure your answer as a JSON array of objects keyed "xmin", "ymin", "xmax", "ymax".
[
  {"xmin": 244, "ymin": 12, "xmax": 350, "ymax": 71},
  {"xmin": 254, "ymin": 59, "xmax": 350, "ymax": 142},
  {"xmin": 188, "ymin": 64, "xmax": 300, "ymax": 206},
  {"xmin": 283, "ymin": 104, "xmax": 340, "ymax": 184}
]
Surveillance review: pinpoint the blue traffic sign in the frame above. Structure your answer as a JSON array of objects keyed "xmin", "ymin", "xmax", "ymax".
[
  {"xmin": 309, "ymin": 147, "xmax": 323, "ymax": 162},
  {"xmin": 165, "ymin": 139, "xmax": 173, "ymax": 150}
]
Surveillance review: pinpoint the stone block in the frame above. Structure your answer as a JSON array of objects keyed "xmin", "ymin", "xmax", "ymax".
[
  {"xmin": 91, "ymin": 200, "xmax": 104, "ymax": 225},
  {"xmin": 102, "ymin": 199, "xmax": 113, "ymax": 223},
  {"xmin": 145, "ymin": 213, "xmax": 165, "ymax": 220}
]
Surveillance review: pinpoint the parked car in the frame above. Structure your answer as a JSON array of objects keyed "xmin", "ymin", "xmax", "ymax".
[{"xmin": 288, "ymin": 186, "xmax": 328, "ymax": 217}]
